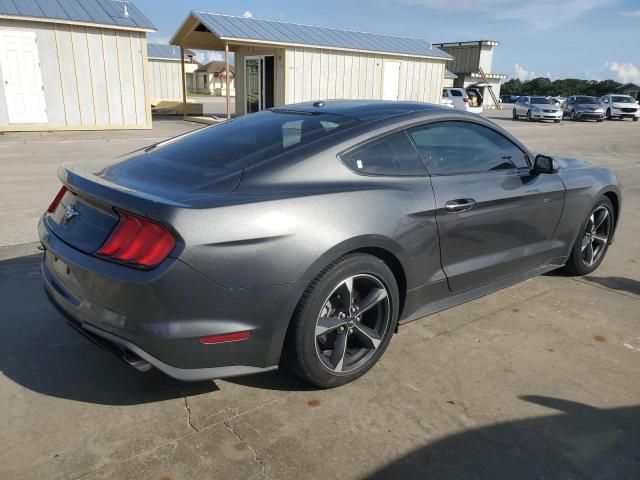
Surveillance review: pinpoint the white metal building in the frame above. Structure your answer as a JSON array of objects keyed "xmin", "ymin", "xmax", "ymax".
[
  {"xmin": 147, "ymin": 43, "xmax": 185, "ymax": 103},
  {"xmin": 433, "ymin": 40, "xmax": 506, "ymax": 109},
  {"xmin": 170, "ymin": 12, "xmax": 452, "ymax": 118},
  {"xmin": 443, "ymin": 70, "xmax": 457, "ymax": 88},
  {"xmin": 0, "ymin": 0, "xmax": 155, "ymax": 131}
]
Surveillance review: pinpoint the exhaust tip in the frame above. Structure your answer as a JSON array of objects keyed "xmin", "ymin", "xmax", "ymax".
[{"xmin": 123, "ymin": 352, "xmax": 153, "ymax": 373}]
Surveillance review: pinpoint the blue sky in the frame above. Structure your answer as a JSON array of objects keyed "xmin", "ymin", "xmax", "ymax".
[{"xmin": 141, "ymin": 0, "xmax": 640, "ymax": 83}]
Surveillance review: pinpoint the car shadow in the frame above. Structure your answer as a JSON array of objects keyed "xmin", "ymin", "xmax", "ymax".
[
  {"xmin": 224, "ymin": 368, "xmax": 317, "ymax": 392},
  {"xmin": 365, "ymin": 396, "xmax": 640, "ymax": 480},
  {"xmin": 0, "ymin": 254, "xmax": 217, "ymax": 405},
  {"xmin": 583, "ymin": 275, "xmax": 640, "ymax": 296}
]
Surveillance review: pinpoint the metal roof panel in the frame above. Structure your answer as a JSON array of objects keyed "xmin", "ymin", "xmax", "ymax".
[
  {"xmin": 0, "ymin": 0, "xmax": 156, "ymax": 30},
  {"xmin": 147, "ymin": 43, "xmax": 182, "ymax": 60},
  {"xmin": 192, "ymin": 12, "xmax": 451, "ymax": 60}
]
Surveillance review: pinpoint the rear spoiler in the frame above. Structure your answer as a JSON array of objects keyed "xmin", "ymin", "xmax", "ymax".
[{"xmin": 59, "ymin": 164, "xmax": 175, "ymax": 217}]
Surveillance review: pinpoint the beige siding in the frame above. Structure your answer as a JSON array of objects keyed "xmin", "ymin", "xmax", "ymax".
[
  {"xmin": 0, "ymin": 19, "xmax": 150, "ymax": 131},
  {"xmin": 282, "ymin": 47, "xmax": 446, "ymax": 106},
  {"xmin": 148, "ymin": 59, "xmax": 183, "ymax": 102}
]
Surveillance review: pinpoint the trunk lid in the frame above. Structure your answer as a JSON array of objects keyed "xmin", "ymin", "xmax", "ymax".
[{"xmin": 45, "ymin": 154, "xmax": 243, "ymax": 254}]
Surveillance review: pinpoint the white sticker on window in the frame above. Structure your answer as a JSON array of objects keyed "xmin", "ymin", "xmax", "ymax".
[{"xmin": 356, "ymin": 159, "xmax": 363, "ymax": 169}]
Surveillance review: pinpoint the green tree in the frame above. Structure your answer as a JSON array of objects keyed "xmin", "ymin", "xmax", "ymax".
[{"xmin": 501, "ymin": 77, "xmax": 623, "ymax": 97}]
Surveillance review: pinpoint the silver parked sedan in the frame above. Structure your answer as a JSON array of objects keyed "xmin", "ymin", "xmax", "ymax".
[
  {"xmin": 513, "ymin": 96, "xmax": 563, "ymax": 122},
  {"xmin": 40, "ymin": 101, "xmax": 620, "ymax": 388},
  {"xmin": 564, "ymin": 96, "xmax": 605, "ymax": 122}
]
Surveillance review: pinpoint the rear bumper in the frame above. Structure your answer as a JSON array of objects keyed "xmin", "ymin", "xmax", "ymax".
[{"xmin": 39, "ymin": 217, "xmax": 304, "ymax": 381}]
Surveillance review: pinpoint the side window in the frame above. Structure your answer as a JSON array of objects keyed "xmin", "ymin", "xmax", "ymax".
[
  {"xmin": 341, "ymin": 131, "xmax": 427, "ymax": 176},
  {"xmin": 408, "ymin": 121, "xmax": 529, "ymax": 175},
  {"xmin": 450, "ymin": 90, "xmax": 463, "ymax": 97}
]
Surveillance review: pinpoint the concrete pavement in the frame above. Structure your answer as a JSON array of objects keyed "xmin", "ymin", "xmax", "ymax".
[{"xmin": 0, "ymin": 110, "xmax": 638, "ymax": 479}]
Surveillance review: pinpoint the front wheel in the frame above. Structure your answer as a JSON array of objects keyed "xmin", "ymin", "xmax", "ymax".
[
  {"xmin": 283, "ymin": 254, "xmax": 399, "ymax": 388},
  {"xmin": 527, "ymin": 110, "xmax": 533, "ymax": 122},
  {"xmin": 512, "ymin": 109, "xmax": 519, "ymax": 120},
  {"xmin": 564, "ymin": 197, "xmax": 614, "ymax": 276},
  {"xmin": 570, "ymin": 110, "xmax": 576, "ymax": 121},
  {"xmin": 633, "ymin": 117, "xmax": 639, "ymax": 122},
  {"xmin": 606, "ymin": 108, "xmax": 612, "ymax": 120}
]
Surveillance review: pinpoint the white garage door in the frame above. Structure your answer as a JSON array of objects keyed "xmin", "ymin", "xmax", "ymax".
[
  {"xmin": 0, "ymin": 29, "xmax": 48, "ymax": 124},
  {"xmin": 382, "ymin": 61, "xmax": 401, "ymax": 101}
]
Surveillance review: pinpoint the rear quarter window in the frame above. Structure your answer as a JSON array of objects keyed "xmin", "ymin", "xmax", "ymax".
[{"xmin": 341, "ymin": 131, "xmax": 427, "ymax": 176}]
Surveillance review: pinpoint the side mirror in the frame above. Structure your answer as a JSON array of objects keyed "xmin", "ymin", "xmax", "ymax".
[{"xmin": 533, "ymin": 154, "xmax": 558, "ymax": 174}]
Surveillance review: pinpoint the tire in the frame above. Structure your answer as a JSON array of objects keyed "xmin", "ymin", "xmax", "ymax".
[
  {"xmin": 606, "ymin": 108, "xmax": 612, "ymax": 120},
  {"xmin": 283, "ymin": 253, "xmax": 399, "ymax": 388},
  {"xmin": 597, "ymin": 119, "xmax": 604, "ymax": 123},
  {"xmin": 564, "ymin": 197, "xmax": 614, "ymax": 276},
  {"xmin": 512, "ymin": 109, "xmax": 518, "ymax": 120},
  {"xmin": 633, "ymin": 117, "xmax": 639, "ymax": 122},
  {"xmin": 554, "ymin": 119, "xmax": 561, "ymax": 123},
  {"xmin": 570, "ymin": 110, "xmax": 576, "ymax": 121},
  {"xmin": 527, "ymin": 110, "xmax": 533, "ymax": 122}
]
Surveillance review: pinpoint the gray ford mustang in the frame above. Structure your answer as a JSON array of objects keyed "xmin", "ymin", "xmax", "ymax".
[{"xmin": 40, "ymin": 101, "xmax": 621, "ymax": 388}]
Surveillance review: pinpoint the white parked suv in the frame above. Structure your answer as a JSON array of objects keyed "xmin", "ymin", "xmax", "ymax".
[
  {"xmin": 442, "ymin": 87, "xmax": 483, "ymax": 114},
  {"xmin": 512, "ymin": 96, "xmax": 562, "ymax": 122},
  {"xmin": 599, "ymin": 94, "xmax": 640, "ymax": 121}
]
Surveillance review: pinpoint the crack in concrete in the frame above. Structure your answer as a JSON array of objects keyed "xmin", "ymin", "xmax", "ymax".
[
  {"xmin": 224, "ymin": 420, "xmax": 271, "ymax": 479},
  {"xmin": 161, "ymin": 374, "xmax": 199, "ymax": 432}
]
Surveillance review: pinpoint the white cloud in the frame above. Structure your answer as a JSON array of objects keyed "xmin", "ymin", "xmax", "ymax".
[
  {"xmin": 606, "ymin": 62, "xmax": 640, "ymax": 84},
  {"xmin": 243, "ymin": 11, "xmax": 253, "ymax": 18},
  {"xmin": 620, "ymin": 10, "xmax": 640, "ymax": 17},
  {"xmin": 398, "ymin": 0, "xmax": 612, "ymax": 29},
  {"xmin": 513, "ymin": 64, "xmax": 535, "ymax": 81}
]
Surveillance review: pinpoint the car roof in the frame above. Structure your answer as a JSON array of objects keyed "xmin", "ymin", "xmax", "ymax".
[{"xmin": 272, "ymin": 100, "xmax": 448, "ymax": 122}]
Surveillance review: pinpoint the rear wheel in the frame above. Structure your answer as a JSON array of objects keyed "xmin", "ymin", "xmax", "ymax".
[
  {"xmin": 512, "ymin": 109, "xmax": 518, "ymax": 120},
  {"xmin": 284, "ymin": 254, "xmax": 399, "ymax": 388},
  {"xmin": 564, "ymin": 197, "xmax": 614, "ymax": 276}
]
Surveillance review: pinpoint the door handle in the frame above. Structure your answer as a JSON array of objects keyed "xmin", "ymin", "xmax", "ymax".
[{"xmin": 445, "ymin": 199, "xmax": 476, "ymax": 213}]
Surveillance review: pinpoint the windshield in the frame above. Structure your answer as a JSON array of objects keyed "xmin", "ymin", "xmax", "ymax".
[
  {"xmin": 612, "ymin": 96, "xmax": 634, "ymax": 103},
  {"xmin": 531, "ymin": 97, "xmax": 553, "ymax": 104},
  {"xmin": 120, "ymin": 111, "xmax": 362, "ymax": 175},
  {"xmin": 576, "ymin": 96, "xmax": 598, "ymax": 104}
]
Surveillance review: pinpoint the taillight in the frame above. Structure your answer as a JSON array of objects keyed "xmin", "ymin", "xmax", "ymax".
[
  {"xmin": 47, "ymin": 186, "xmax": 68, "ymax": 213},
  {"xmin": 96, "ymin": 211, "xmax": 176, "ymax": 268}
]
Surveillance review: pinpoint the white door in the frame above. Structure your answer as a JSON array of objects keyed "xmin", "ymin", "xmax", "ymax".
[
  {"xmin": 0, "ymin": 29, "xmax": 48, "ymax": 124},
  {"xmin": 382, "ymin": 61, "xmax": 401, "ymax": 101}
]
